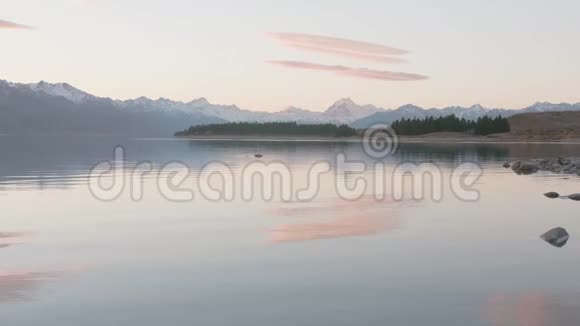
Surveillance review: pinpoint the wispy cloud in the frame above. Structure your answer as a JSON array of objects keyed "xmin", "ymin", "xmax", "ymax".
[
  {"xmin": 287, "ymin": 44, "xmax": 407, "ymax": 63},
  {"xmin": 267, "ymin": 60, "xmax": 428, "ymax": 81},
  {"xmin": 269, "ymin": 32, "xmax": 407, "ymax": 63},
  {"xmin": 0, "ymin": 19, "xmax": 32, "ymax": 30}
]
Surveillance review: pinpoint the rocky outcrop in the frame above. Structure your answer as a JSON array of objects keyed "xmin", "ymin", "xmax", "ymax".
[
  {"xmin": 511, "ymin": 161, "xmax": 540, "ymax": 174},
  {"xmin": 508, "ymin": 157, "xmax": 580, "ymax": 175}
]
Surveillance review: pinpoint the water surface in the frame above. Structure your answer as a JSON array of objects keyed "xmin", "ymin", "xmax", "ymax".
[{"xmin": 0, "ymin": 135, "xmax": 579, "ymax": 325}]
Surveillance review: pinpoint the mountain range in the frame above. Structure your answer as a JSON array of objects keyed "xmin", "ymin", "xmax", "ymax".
[{"xmin": 1, "ymin": 79, "xmax": 579, "ymax": 136}]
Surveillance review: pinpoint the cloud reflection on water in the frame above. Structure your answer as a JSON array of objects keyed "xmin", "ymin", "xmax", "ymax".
[
  {"xmin": 0, "ymin": 271, "xmax": 63, "ymax": 303},
  {"xmin": 269, "ymin": 196, "xmax": 399, "ymax": 243},
  {"xmin": 0, "ymin": 231, "xmax": 87, "ymax": 303},
  {"xmin": 486, "ymin": 292, "xmax": 580, "ymax": 326},
  {"xmin": 0, "ymin": 232, "xmax": 29, "ymax": 249}
]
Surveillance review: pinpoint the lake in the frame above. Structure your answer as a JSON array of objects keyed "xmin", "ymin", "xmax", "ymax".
[{"xmin": 0, "ymin": 135, "xmax": 579, "ymax": 325}]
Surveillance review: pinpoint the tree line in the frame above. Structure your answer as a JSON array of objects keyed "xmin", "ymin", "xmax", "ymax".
[
  {"xmin": 390, "ymin": 115, "xmax": 510, "ymax": 135},
  {"xmin": 175, "ymin": 122, "xmax": 357, "ymax": 137}
]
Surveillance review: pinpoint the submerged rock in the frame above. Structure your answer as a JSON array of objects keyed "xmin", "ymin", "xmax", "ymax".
[
  {"xmin": 540, "ymin": 227, "xmax": 570, "ymax": 248},
  {"xmin": 502, "ymin": 162, "xmax": 511, "ymax": 168},
  {"xmin": 544, "ymin": 192, "xmax": 560, "ymax": 199}
]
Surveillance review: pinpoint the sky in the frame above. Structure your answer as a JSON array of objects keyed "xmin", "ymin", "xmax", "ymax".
[{"xmin": 1, "ymin": 0, "xmax": 580, "ymax": 112}]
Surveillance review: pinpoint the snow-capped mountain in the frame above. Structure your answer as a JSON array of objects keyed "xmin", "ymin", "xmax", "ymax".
[
  {"xmin": 113, "ymin": 94, "xmax": 381, "ymax": 124},
  {"xmin": 25, "ymin": 81, "xmax": 95, "ymax": 104},
  {"xmin": 261, "ymin": 106, "xmax": 323, "ymax": 123},
  {"xmin": 522, "ymin": 102, "xmax": 579, "ymax": 113},
  {"xmin": 1, "ymin": 78, "xmax": 580, "ymax": 135},
  {"xmin": 351, "ymin": 102, "xmax": 580, "ymax": 128},
  {"xmin": 0, "ymin": 79, "xmax": 386, "ymax": 125},
  {"xmin": 320, "ymin": 98, "xmax": 383, "ymax": 124},
  {"xmin": 0, "ymin": 80, "xmax": 224, "ymax": 136}
]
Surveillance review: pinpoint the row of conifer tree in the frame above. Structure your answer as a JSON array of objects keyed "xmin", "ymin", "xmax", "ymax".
[
  {"xmin": 175, "ymin": 115, "xmax": 510, "ymax": 137},
  {"xmin": 175, "ymin": 122, "xmax": 357, "ymax": 137},
  {"xmin": 390, "ymin": 115, "xmax": 510, "ymax": 135}
]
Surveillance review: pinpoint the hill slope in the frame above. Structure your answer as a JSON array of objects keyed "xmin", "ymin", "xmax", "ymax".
[
  {"xmin": 0, "ymin": 82, "xmax": 225, "ymax": 136},
  {"xmin": 507, "ymin": 111, "xmax": 580, "ymax": 139}
]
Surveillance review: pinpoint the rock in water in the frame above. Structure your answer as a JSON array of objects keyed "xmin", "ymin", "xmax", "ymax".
[
  {"xmin": 254, "ymin": 154, "xmax": 263, "ymax": 158},
  {"xmin": 544, "ymin": 192, "xmax": 560, "ymax": 199},
  {"xmin": 558, "ymin": 157, "xmax": 571, "ymax": 165},
  {"xmin": 503, "ymin": 162, "xmax": 511, "ymax": 168},
  {"xmin": 511, "ymin": 161, "xmax": 539, "ymax": 175},
  {"xmin": 540, "ymin": 227, "xmax": 570, "ymax": 248},
  {"xmin": 566, "ymin": 193, "xmax": 580, "ymax": 201}
]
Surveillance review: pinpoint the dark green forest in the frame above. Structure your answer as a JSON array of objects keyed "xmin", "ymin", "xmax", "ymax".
[
  {"xmin": 176, "ymin": 115, "xmax": 509, "ymax": 138},
  {"xmin": 390, "ymin": 115, "xmax": 510, "ymax": 135},
  {"xmin": 175, "ymin": 122, "xmax": 357, "ymax": 137}
]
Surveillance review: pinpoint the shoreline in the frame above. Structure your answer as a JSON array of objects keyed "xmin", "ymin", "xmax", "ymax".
[
  {"xmin": 175, "ymin": 135, "xmax": 362, "ymax": 142},
  {"xmin": 175, "ymin": 133, "xmax": 580, "ymax": 144}
]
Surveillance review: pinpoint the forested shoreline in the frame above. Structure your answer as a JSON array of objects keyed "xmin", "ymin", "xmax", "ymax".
[
  {"xmin": 175, "ymin": 122, "xmax": 358, "ymax": 137},
  {"xmin": 391, "ymin": 115, "xmax": 510, "ymax": 135},
  {"xmin": 175, "ymin": 115, "xmax": 510, "ymax": 138}
]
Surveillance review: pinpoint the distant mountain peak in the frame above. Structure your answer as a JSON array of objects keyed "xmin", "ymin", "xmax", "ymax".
[
  {"xmin": 331, "ymin": 97, "xmax": 357, "ymax": 107},
  {"xmin": 399, "ymin": 104, "xmax": 420, "ymax": 109},
  {"xmin": 188, "ymin": 97, "xmax": 210, "ymax": 106},
  {"xmin": 282, "ymin": 106, "xmax": 304, "ymax": 113},
  {"xmin": 134, "ymin": 96, "xmax": 153, "ymax": 102},
  {"xmin": 25, "ymin": 80, "xmax": 93, "ymax": 104},
  {"xmin": 2, "ymin": 77, "xmax": 580, "ymax": 133},
  {"xmin": 322, "ymin": 97, "xmax": 382, "ymax": 124},
  {"xmin": 397, "ymin": 104, "xmax": 423, "ymax": 112},
  {"xmin": 468, "ymin": 104, "xmax": 485, "ymax": 110}
]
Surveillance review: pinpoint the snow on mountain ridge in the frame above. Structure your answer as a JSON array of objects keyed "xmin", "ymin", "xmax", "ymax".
[
  {"xmin": 2, "ymin": 79, "xmax": 580, "ymax": 127},
  {"xmin": 322, "ymin": 97, "xmax": 383, "ymax": 124},
  {"xmin": 188, "ymin": 97, "xmax": 210, "ymax": 107},
  {"xmin": 25, "ymin": 81, "xmax": 94, "ymax": 104}
]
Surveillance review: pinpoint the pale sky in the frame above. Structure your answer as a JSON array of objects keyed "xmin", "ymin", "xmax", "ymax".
[{"xmin": 2, "ymin": 0, "xmax": 580, "ymax": 111}]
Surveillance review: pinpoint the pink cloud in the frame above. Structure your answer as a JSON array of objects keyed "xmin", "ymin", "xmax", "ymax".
[
  {"xmin": 0, "ymin": 19, "xmax": 32, "ymax": 29},
  {"xmin": 283, "ymin": 43, "xmax": 408, "ymax": 64},
  {"xmin": 267, "ymin": 60, "xmax": 428, "ymax": 81},
  {"xmin": 269, "ymin": 32, "xmax": 408, "ymax": 62}
]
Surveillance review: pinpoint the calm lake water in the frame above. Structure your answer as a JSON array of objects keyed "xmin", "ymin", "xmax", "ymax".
[{"xmin": 1, "ymin": 135, "xmax": 579, "ymax": 325}]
